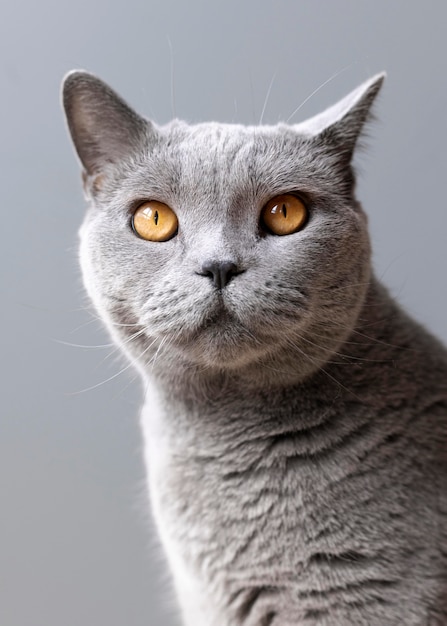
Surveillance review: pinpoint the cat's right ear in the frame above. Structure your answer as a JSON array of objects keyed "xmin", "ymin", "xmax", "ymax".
[
  {"xmin": 293, "ymin": 73, "xmax": 385, "ymax": 164},
  {"xmin": 62, "ymin": 70, "xmax": 152, "ymax": 193}
]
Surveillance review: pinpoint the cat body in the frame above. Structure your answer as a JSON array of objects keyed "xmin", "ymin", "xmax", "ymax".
[
  {"xmin": 141, "ymin": 282, "xmax": 447, "ymax": 626},
  {"xmin": 63, "ymin": 71, "xmax": 447, "ymax": 624}
]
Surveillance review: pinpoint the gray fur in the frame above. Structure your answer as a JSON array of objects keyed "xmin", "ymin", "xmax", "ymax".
[{"xmin": 62, "ymin": 70, "xmax": 447, "ymax": 625}]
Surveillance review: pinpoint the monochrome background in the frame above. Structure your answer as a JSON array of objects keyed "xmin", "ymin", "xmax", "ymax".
[{"xmin": 1, "ymin": 1, "xmax": 446, "ymax": 625}]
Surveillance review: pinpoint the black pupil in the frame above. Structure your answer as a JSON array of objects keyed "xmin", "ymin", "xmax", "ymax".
[
  {"xmin": 281, "ymin": 203, "xmax": 287, "ymax": 218},
  {"xmin": 154, "ymin": 210, "xmax": 159, "ymax": 226}
]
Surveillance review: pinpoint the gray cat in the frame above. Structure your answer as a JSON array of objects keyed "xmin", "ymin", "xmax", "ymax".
[{"xmin": 62, "ymin": 70, "xmax": 447, "ymax": 625}]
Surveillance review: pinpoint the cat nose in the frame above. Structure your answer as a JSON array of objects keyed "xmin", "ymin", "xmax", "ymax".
[{"xmin": 200, "ymin": 260, "xmax": 241, "ymax": 289}]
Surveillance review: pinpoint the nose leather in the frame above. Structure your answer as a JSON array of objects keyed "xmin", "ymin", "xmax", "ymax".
[{"xmin": 201, "ymin": 260, "xmax": 239, "ymax": 289}]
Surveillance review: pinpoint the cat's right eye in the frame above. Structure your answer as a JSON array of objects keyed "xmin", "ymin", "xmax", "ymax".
[{"xmin": 132, "ymin": 201, "xmax": 178, "ymax": 242}]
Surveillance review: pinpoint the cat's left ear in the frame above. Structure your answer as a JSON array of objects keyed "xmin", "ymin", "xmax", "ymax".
[{"xmin": 294, "ymin": 73, "xmax": 385, "ymax": 162}]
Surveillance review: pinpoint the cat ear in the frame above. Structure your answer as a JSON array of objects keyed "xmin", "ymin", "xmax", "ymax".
[
  {"xmin": 294, "ymin": 73, "xmax": 385, "ymax": 161},
  {"xmin": 62, "ymin": 70, "xmax": 152, "ymax": 181}
]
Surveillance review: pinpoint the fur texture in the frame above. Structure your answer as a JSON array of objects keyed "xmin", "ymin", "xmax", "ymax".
[{"xmin": 63, "ymin": 71, "xmax": 447, "ymax": 625}]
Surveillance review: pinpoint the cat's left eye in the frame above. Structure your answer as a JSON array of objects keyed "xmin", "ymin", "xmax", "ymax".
[
  {"xmin": 132, "ymin": 201, "xmax": 178, "ymax": 242},
  {"xmin": 261, "ymin": 194, "xmax": 308, "ymax": 236}
]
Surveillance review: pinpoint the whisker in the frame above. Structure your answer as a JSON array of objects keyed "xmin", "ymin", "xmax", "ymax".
[
  {"xmin": 66, "ymin": 360, "xmax": 136, "ymax": 395},
  {"xmin": 51, "ymin": 338, "xmax": 115, "ymax": 349},
  {"xmin": 283, "ymin": 336, "xmax": 362, "ymax": 400},
  {"xmin": 146, "ymin": 336, "xmax": 169, "ymax": 370},
  {"xmin": 311, "ymin": 280, "xmax": 372, "ymax": 294},
  {"xmin": 98, "ymin": 327, "xmax": 146, "ymax": 367},
  {"xmin": 318, "ymin": 363, "xmax": 362, "ymax": 401},
  {"xmin": 69, "ymin": 316, "xmax": 103, "ymax": 334},
  {"xmin": 66, "ymin": 333, "xmax": 159, "ymax": 395},
  {"xmin": 69, "ymin": 311, "xmax": 141, "ymax": 334},
  {"xmin": 294, "ymin": 331, "xmax": 391, "ymax": 364},
  {"xmin": 106, "ymin": 320, "xmax": 143, "ymax": 328}
]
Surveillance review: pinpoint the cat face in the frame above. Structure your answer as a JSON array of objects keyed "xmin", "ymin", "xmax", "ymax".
[{"xmin": 64, "ymin": 72, "xmax": 383, "ymax": 380}]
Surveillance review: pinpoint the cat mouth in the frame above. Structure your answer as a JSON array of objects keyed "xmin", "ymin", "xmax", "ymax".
[
  {"xmin": 140, "ymin": 293, "xmax": 283, "ymax": 369},
  {"xmin": 167, "ymin": 297, "xmax": 255, "ymax": 353},
  {"xmin": 201, "ymin": 301, "xmax": 235, "ymax": 329}
]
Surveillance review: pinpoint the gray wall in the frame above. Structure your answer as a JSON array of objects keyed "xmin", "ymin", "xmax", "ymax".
[{"xmin": 1, "ymin": 2, "xmax": 446, "ymax": 625}]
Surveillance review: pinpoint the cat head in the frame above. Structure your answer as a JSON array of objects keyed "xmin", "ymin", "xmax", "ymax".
[{"xmin": 62, "ymin": 71, "xmax": 384, "ymax": 388}]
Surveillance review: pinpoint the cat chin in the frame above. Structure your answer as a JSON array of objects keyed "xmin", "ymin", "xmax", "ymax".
[
  {"xmin": 162, "ymin": 326, "xmax": 316, "ymax": 376},
  {"xmin": 149, "ymin": 333, "xmax": 332, "ymax": 388},
  {"xmin": 170, "ymin": 325, "xmax": 273, "ymax": 370}
]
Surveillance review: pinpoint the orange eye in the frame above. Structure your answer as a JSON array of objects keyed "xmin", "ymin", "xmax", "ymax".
[
  {"xmin": 132, "ymin": 201, "xmax": 178, "ymax": 242},
  {"xmin": 261, "ymin": 194, "xmax": 308, "ymax": 236}
]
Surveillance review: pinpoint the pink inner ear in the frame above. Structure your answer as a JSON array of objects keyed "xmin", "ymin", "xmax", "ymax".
[{"xmin": 91, "ymin": 173, "xmax": 105, "ymax": 192}]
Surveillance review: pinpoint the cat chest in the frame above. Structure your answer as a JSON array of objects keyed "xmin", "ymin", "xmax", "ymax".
[
  {"xmin": 148, "ymin": 439, "xmax": 376, "ymax": 584},
  {"xmin": 146, "ymin": 415, "xmax": 440, "ymax": 595}
]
